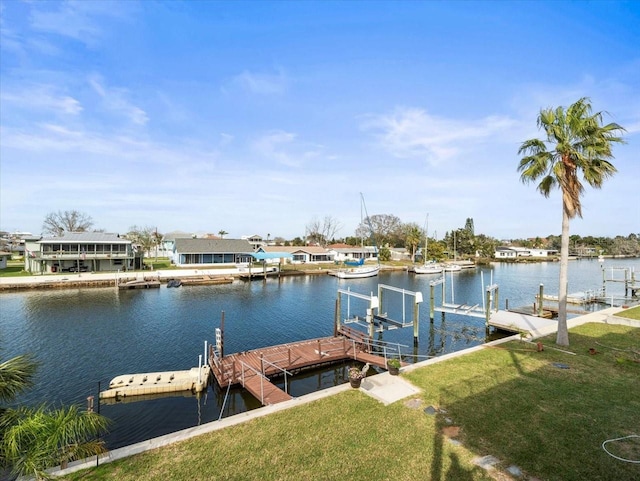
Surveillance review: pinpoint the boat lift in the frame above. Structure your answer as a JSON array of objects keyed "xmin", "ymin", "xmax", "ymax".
[
  {"xmin": 429, "ymin": 271, "xmax": 499, "ymax": 327},
  {"xmin": 336, "ymin": 285, "xmax": 423, "ymax": 343}
]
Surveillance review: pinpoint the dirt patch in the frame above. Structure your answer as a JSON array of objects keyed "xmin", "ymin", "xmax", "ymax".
[{"xmin": 441, "ymin": 425, "xmax": 460, "ymax": 438}]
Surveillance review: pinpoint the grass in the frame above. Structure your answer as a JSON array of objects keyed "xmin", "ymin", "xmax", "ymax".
[
  {"xmin": 62, "ymin": 322, "xmax": 639, "ymax": 481},
  {"xmin": 0, "ymin": 264, "xmax": 32, "ymax": 277},
  {"xmin": 615, "ymin": 305, "xmax": 640, "ymax": 320}
]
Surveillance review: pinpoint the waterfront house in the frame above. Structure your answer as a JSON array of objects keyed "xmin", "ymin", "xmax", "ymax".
[
  {"xmin": 494, "ymin": 246, "xmax": 558, "ymax": 259},
  {"xmin": 172, "ymin": 238, "xmax": 254, "ymax": 267},
  {"xmin": 258, "ymin": 245, "xmax": 334, "ymax": 264},
  {"xmin": 328, "ymin": 243, "xmax": 378, "ymax": 263},
  {"xmin": 24, "ymin": 232, "xmax": 136, "ymax": 274}
]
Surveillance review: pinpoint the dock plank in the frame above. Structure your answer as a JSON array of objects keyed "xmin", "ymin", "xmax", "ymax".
[{"xmin": 210, "ymin": 334, "xmax": 390, "ymax": 406}]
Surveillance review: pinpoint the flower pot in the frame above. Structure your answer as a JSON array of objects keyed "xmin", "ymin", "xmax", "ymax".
[
  {"xmin": 349, "ymin": 377, "xmax": 362, "ymax": 388},
  {"xmin": 388, "ymin": 366, "xmax": 400, "ymax": 376}
]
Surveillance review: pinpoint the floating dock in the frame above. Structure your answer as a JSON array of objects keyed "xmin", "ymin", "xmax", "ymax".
[
  {"xmin": 99, "ymin": 366, "xmax": 210, "ymax": 400},
  {"xmin": 488, "ymin": 310, "xmax": 557, "ymax": 336}
]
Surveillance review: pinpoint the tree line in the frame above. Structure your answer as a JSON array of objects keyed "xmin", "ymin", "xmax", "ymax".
[{"xmin": 37, "ymin": 210, "xmax": 639, "ymax": 260}]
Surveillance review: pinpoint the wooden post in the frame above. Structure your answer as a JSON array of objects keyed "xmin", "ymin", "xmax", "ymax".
[
  {"xmin": 220, "ymin": 310, "xmax": 225, "ymax": 358},
  {"xmin": 429, "ymin": 283, "xmax": 435, "ymax": 322},
  {"xmin": 442, "ymin": 274, "xmax": 446, "ymax": 305},
  {"xmin": 260, "ymin": 353, "xmax": 264, "ymax": 375},
  {"xmin": 413, "ymin": 299, "xmax": 419, "ymax": 345},
  {"xmin": 334, "ymin": 298, "xmax": 340, "ymax": 336},
  {"xmin": 538, "ymin": 284, "xmax": 544, "ymax": 317},
  {"xmin": 317, "ymin": 340, "xmax": 322, "ymax": 359},
  {"xmin": 288, "ymin": 348, "xmax": 291, "ymax": 366},
  {"xmin": 367, "ymin": 308, "xmax": 374, "ymax": 339},
  {"xmin": 494, "ymin": 286, "xmax": 499, "ymax": 312},
  {"xmin": 485, "ymin": 288, "xmax": 491, "ymax": 328}
]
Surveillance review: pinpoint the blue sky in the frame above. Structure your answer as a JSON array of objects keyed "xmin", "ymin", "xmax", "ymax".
[{"xmin": 1, "ymin": 1, "xmax": 638, "ymax": 241}]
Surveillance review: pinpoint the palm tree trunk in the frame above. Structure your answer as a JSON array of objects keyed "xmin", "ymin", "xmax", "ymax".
[{"xmin": 556, "ymin": 205, "xmax": 571, "ymax": 346}]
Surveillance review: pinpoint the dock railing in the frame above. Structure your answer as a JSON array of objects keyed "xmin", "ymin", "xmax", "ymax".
[
  {"xmin": 238, "ymin": 360, "xmax": 268, "ymax": 404},
  {"xmin": 259, "ymin": 357, "xmax": 292, "ymax": 394},
  {"xmin": 367, "ymin": 338, "xmax": 408, "ymax": 364}
]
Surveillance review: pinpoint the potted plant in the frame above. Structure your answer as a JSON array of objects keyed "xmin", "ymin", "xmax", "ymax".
[
  {"xmin": 387, "ymin": 358, "xmax": 401, "ymax": 375},
  {"xmin": 348, "ymin": 363, "xmax": 370, "ymax": 388}
]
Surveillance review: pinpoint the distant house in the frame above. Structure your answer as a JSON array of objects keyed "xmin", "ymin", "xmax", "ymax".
[
  {"xmin": 328, "ymin": 243, "xmax": 378, "ymax": 263},
  {"xmin": 259, "ymin": 245, "xmax": 334, "ymax": 264},
  {"xmin": 172, "ymin": 238, "xmax": 254, "ymax": 267},
  {"xmin": 24, "ymin": 232, "xmax": 135, "ymax": 274},
  {"xmin": 494, "ymin": 247, "xmax": 558, "ymax": 259},
  {"xmin": 242, "ymin": 235, "xmax": 265, "ymax": 250},
  {"xmin": 0, "ymin": 251, "xmax": 10, "ymax": 269},
  {"xmin": 389, "ymin": 247, "xmax": 411, "ymax": 261}
]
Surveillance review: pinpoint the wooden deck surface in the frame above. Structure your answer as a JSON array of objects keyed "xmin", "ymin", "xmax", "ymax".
[{"xmin": 209, "ymin": 328, "xmax": 393, "ymax": 406}]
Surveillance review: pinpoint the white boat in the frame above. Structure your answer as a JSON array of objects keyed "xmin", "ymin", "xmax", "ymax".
[
  {"xmin": 412, "ymin": 262, "xmax": 443, "ymax": 274},
  {"xmin": 328, "ymin": 193, "xmax": 380, "ymax": 280},
  {"xmin": 329, "ymin": 264, "xmax": 380, "ymax": 279},
  {"xmin": 443, "ymin": 263, "xmax": 462, "ymax": 272},
  {"xmin": 410, "ymin": 214, "xmax": 442, "ymax": 274}
]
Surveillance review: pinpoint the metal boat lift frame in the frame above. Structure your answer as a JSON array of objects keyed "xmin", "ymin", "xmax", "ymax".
[
  {"xmin": 429, "ymin": 271, "xmax": 499, "ymax": 327},
  {"xmin": 336, "ymin": 284, "xmax": 423, "ymax": 342}
]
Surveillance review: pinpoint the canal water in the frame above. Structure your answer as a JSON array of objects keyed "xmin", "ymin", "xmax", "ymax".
[{"xmin": 1, "ymin": 259, "xmax": 637, "ymax": 449}]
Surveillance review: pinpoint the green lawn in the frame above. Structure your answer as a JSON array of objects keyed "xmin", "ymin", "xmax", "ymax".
[
  {"xmin": 615, "ymin": 305, "xmax": 640, "ymax": 320},
  {"xmin": 0, "ymin": 265, "xmax": 32, "ymax": 277},
  {"xmin": 63, "ymin": 322, "xmax": 640, "ymax": 481}
]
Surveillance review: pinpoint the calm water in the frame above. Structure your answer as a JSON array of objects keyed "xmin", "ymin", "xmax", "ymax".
[{"xmin": 1, "ymin": 259, "xmax": 637, "ymax": 449}]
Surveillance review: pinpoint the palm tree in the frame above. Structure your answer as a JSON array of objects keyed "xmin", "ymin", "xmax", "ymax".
[
  {"xmin": 0, "ymin": 353, "xmax": 109, "ymax": 480},
  {"xmin": 404, "ymin": 223, "xmax": 423, "ymax": 263},
  {"xmin": 218, "ymin": 230, "xmax": 228, "ymax": 239},
  {"xmin": 518, "ymin": 97, "xmax": 625, "ymax": 346}
]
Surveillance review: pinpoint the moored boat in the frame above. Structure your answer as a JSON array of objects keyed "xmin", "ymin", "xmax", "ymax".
[
  {"xmin": 328, "ymin": 264, "xmax": 380, "ymax": 279},
  {"xmin": 411, "ymin": 262, "xmax": 443, "ymax": 274}
]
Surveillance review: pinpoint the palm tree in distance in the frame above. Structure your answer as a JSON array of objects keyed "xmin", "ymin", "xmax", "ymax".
[
  {"xmin": 218, "ymin": 230, "xmax": 228, "ymax": 239},
  {"xmin": 518, "ymin": 97, "xmax": 625, "ymax": 346}
]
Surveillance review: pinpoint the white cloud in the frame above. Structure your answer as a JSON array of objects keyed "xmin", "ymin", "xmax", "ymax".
[
  {"xmin": 252, "ymin": 130, "xmax": 299, "ymax": 167},
  {"xmin": 1, "ymin": 85, "xmax": 82, "ymax": 115},
  {"xmin": 361, "ymin": 107, "xmax": 517, "ymax": 165},
  {"xmin": 28, "ymin": 0, "xmax": 136, "ymax": 46},
  {"xmin": 231, "ymin": 68, "xmax": 290, "ymax": 95},
  {"xmin": 88, "ymin": 74, "xmax": 149, "ymax": 125}
]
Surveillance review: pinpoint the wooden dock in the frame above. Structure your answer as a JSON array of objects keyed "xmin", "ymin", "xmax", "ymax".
[
  {"xmin": 118, "ymin": 278, "xmax": 161, "ymax": 289},
  {"xmin": 209, "ymin": 326, "xmax": 397, "ymax": 406},
  {"xmin": 179, "ymin": 275, "xmax": 234, "ymax": 286}
]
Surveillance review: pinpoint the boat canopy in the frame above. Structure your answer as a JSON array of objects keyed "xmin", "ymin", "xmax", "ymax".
[
  {"xmin": 344, "ymin": 258, "xmax": 365, "ymax": 266},
  {"xmin": 249, "ymin": 252, "xmax": 294, "ymax": 260}
]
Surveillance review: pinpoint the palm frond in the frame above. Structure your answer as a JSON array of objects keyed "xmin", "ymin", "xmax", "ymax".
[{"xmin": 0, "ymin": 354, "xmax": 38, "ymax": 403}]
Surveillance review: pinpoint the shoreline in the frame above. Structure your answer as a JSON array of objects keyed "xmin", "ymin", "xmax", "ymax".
[{"xmin": 0, "ymin": 264, "xmax": 407, "ymax": 291}]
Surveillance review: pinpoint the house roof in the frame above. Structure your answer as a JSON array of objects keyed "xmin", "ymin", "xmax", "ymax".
[
  {"xmin": 174, "ymin": 238, "xmax": 253, "ymax": 253},
  {"xmin": 262, "ymin": 245, "xmax": 330, "ymax": 255},
  {"xmin": 39, "ymin": 232, "xmax": 129, "ymax": 244},
  {"xmin": 251, "ymin": 252, "xmax": 293, "ymax": 260},
  {"xmin": 330, "ymin": 246, "xmax": 375, "ymax": 253}
]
